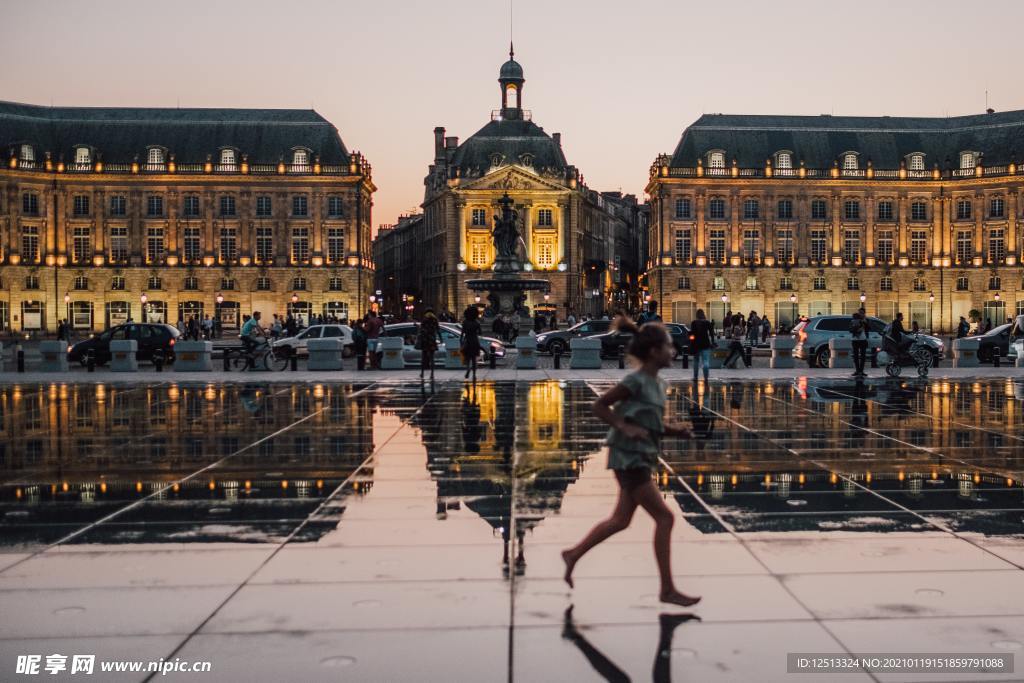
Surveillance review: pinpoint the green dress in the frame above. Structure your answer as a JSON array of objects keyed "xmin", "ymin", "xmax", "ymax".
[{"xmin": 605, "ymin": 370, "xmax": 666, "ymax": 471}]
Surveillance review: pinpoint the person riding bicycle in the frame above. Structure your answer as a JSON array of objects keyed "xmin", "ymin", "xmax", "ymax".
[{"xmin": 240, "ymin": 311, "xmax": 266, "ymax": 356}]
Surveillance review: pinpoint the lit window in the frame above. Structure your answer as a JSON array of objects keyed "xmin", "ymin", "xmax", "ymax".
[
  {"xmin": 708, "ymin": 151, "xmax": 725, "ymax": 168},
  {"xmin": 674, "ymin": 229, "xmax": 692, "ymax": 263},
  {"xmin": 843, "ymin": 154, "xmax": 858, "ymax": 170},
  {"xmin": 147, "ymin": 227, "xmax": 165, "ymax": 264},
  {"xmin": 910, "ymin": 231, "xmax": 928, "ymax": 262},
  {"xmin": 708, "ymin": 229, "xmax": 726, "ymax": 262},
  {"xmin": 147, "ymin": 148, "xmax": 164, "ymax": 165},
  {"xmin": 109, "ymin": 227, "xmax": 128, "ymax": 263},
  {"xmin": 956, "ymin": 199, "xmax": 972, "ymax": 220},
  {"xmin": 911, "ymin": 201, "xmax": 927, "ymax": 221},
  {"xmin": 843, "ymin": 200, "xmax": 860, "ymax": 221},
  {"xmin": 255, "ymin": 227, "xmax": 273, "ymax": 263},
  {"xmin": 776, "ymin": 228, "xmax": 793, "ymax": 263},
  {"xmin": 843, "ymin": 229, "xmax": 860, "ymax": 263},
  {"xmin": 880, "ymin": 276, "xmax": 893, "ymax": 292},
  {"xmin": 471, "ymin": 208, "xmax": 488, "ymax": 227},
  {"xmin": 960, "ymin": 152, "xmax": 975, "ymax": 169},
  {"xmin": 291, "ymin": 227, "xmax": 310, "ymax": 263},
  {"xmin": 75, "ymin": 147, "xmax": 91, "ymax": 164},
  {"xmin": 20, "ymin": 144, "xmax": 34, "ymax": 162},
  {"xmin": 72, "ymin": 227, "xmax": 91, "ymax": 263},
  {"xmin": 847, "ymin": 277, "xmax": 859, "ymax": 291},
  {"xmin": 877, "ymin": 231, "xmax": 894, "ymax": 264},
  {"xmin": 537, "ymin": 208, "xmax": 554, "ymax": 226},
  {"xmin": 674, "ymin": 198, "xmax": 691, "ymax": 219},
  {"xmin": 327, "ymin": 228, "xmax": 345, "ymax": 263},
  {"xmin": 292, "ymin": 149, "xmax": 309, "ymax": 167},
  {"xmin": 712, "ymin": 276, "xmax": 726, "ymax": 291},
  {"xmin": 776, "ymin": 152, "xmax": 792, "ymax": 169},
  {"xmin": 810, "ymin": 230, "xmax": 827, "ymax": 262},
  {"xmin": 292, "ymin": 277, "xmax": 307, "ymax": 291},
  {"xmin": 535, "ymin": 237, "xmax": 555, "ymax": 268},
  {"xmin": 220, "ymin": 149, "xmax": 236, "ymax": 166},
  {"xmin": 909, "ymin": 154, "xmax": 924, "ymax": 171},
  {"xmin": 956, "ymin": 276, "xmax": 969, "ymax": 291},
  {"xmin": 813, "ymin": 276, "xmax": 826, "ymax": 290},
  {"xmin": 956, "ymin": 231, "xmax": 973, "ymax": 264},
  {"xmin": 777, "ymin": 199, "xmax": 793, "ymax": 220},
  {"xmin": 988, "ymin": 228, "xmax": 1005, "ymax": 263},
  {"xmin": 990, "ymin": 198, "xmax": 1005, "ymax": 218},
  {"xmin": 219, "ymin": 227, "xmax": 237, "ymax": 262}
]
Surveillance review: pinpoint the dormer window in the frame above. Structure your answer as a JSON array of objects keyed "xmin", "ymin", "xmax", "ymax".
[
  {"xmin": 75, "ymin": 147, "xmax": 91, "ymax": 165},
  {"xmin": 708, "ymin": 151, "xmax": 726, "ymax": 168},
  {"xmin": 519, "ymin": 153, "xmax": 534, "ymax": 167},
  {"xmin": 960, "ymin": 152, "xmax": 975, "ymax": 169},
  {"xmin": 220, "ymin": 149, "xmax": 236, "ymax": 166},
  {"xmin": 776, "ymin": 152, "xmax": 792, "ymax": 169},
  {"xmin": 842, "ymin": 153, "xmax": 858, "ymax": 170},
  {"xmin": 147, "ymin": 147, "xmax": 164, "ymax": 165},
  {"xmin": 292, "ymin": 149, "xmax": 309, "ymax": 167},
  {"xmin": 489, "ymin": 152, "xmax": 505, "ymax": 167},
  {"xmin": 908, "ymin": 153, "xmax": 925, "ymax": 171},
  {"xmin": 19, "ymin": 144, "xmax": 34, "ymax": 162}
]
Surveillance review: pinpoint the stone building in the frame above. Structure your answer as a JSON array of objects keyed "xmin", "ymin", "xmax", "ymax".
[
  {"xmin": 409, "ymin": 49, "xmax": 641, "ymax": 319},
  {"xmin": 372, "ymin": 213, "xmax": 422, "ymax": 315},
  {"xmin": 645, "ymin": 110, "xmax": 1024, "ymax": 332},
  {"xmin": 0, "ymin": 101, "xmax": 374, "ymax": 333}
]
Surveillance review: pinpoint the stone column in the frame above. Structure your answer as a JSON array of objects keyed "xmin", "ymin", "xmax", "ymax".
[
  {"xmin": 312, "ymin": 190, "xmax": 323, "ymax": 255},
  {"xmin": 865, "ymin": 195, "xmax": 875, "ymax": 260},
  {"xmin": 1008, "ymin": 190, "xmax": 1018, "ymax": 259},
  {"xmin": 130, "ymin": 189, "xmax": 143, "ymax": 263},
  {"xmin": 973, "ymin": 193, "xmax": 984, "ymax": 261},
  {"xmin": 696, "ymin": 191, "xmax": 706, "ymax": 256},
  {"xmin": 795, "ymin": 192, "xmax": 806, "ymax": 263},
  {"xmin": 729, "ymin": 190, "xmax": 740, "ymax": 259},
  {"xmin": 898, "ymin": 194, "xmax": 908, "ymax": 258},
  {"xmin": 204, "ymin": 190, "xmax": 216, "ymax": 259},
  {"xmin": 167, "ymin": 190, "xmax": 178, "ymax": 253},
  {"xmin": 831, "ymin": 193, "xmax": 841, "ymax": 258},
  {"xmin": 94, "ymin": 189, "xmax": 105, "ymax": 255},
  {"xmin": 275, "ymin": 191, "xmax": 289, "ymax": 263}
]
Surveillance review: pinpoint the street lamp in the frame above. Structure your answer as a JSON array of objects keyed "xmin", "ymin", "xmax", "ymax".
[
  {"xmin": 474, "ymin": 294, "xmax": 481, "ymax": 304},
  {"xmin": 929, "ymin": 291, "xmax": 935, "ymax": 332},
  {"xmin": 859, "ymin": 292, "xmax": 866, "ymax": 304},
  {"xmin": 543, "ymin": 292, "xmax": 550, "ymax": 302},
  {"xmin": 140, "ymin": 292, "xmax": 148, "ymax": 323},
  {"xmin": 721, "ymin": 294, "xmax": 729, "ymax": 304},
  {"xmin": 789, "ymin": 293, "xmax": 797, "ymax": 303}
]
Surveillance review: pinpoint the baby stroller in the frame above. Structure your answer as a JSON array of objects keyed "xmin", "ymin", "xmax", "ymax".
[{"xmin": 881, "ymin": 330, "xmax": 932, "ymax": 378}]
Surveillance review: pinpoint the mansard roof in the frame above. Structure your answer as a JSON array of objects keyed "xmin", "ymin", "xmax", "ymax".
[
  {"xmin": 451, "ymin": 119, "xmax": 568, "ymax": 177},
  {"xmin": 670, "ymin": 110, "xmax": 1024, "ymax": 168},
  {"xmin": 0, "ymin": 100, "xmax": 350, "ymax": 163}
]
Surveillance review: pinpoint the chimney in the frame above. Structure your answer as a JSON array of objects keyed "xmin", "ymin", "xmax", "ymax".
[
  {"xmin": 445, "ymin": 136, "xmax": 459, "ymax": 149},
  {"xmin": 434, "ymin": 127, "xmax": 445, "ymax": 162},
  {"xmin": 553, "ymin": 132, "xmax": 561, "ymax": 147},
  {"xmin": 986, "ymin": 108, "xmax": 996, "ymax": 114}
]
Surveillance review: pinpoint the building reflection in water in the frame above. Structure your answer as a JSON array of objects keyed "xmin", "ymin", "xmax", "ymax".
[
  {"xmin": 0, "ymin": 383, "xmax": 377, "ymax": 547},
  {"xmin": 412, "ymin": 380, "xmax": 600, "ymax": 574},
  {"xmin": 660, "ymin": 379, "xmax": 1024, "ymax": 535}
]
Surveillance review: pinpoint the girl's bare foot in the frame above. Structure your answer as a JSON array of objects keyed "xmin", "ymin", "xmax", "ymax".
[
  {"xmin": 561, "ymin": 549, "xmax": 576, "ymax": 589},
  {"xmin": 659, "ymin": 589, "xmax": 701, "ymax": 607}
]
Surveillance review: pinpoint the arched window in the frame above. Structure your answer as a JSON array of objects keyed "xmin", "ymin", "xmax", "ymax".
[
  {"xmin": 147, "ymin": 148, "xmax": 164, "ymax": 165},
  {"xmin": 292, "ymin": 149, "xmax": 309, "ymax": 167},
  {"xmin": 909, "ymin": 154, "xmax": 925, "ymax": 171},
  {"xmin": 220, "ymin": 149, "xmax": 236, "ymax": 165},
  {"xmin": 19, "ymin": 144, "xmax": 34, "ymax": 162},
  {"xmin": 956, "ymin": 276, "xmax": 969, "ymax": 291},
  {"xmin": 505, "ymin": 84, "xmax": 519, "ymax": 108},
  {"xmin": 708, "ymin": 151, "xmax": 725, "ymax": 168},
  {"xmin": 959, "ymin": 152, "xmax": 975, "ymax": 169},
  {"xmin": 776, "ymin": 152, "xmax": 792, "ymax": 169},
  {"xmin": 843, "ymin": 153, "xmax": 858, "ymax": 170},
  {"xmin": 75, "ymin": 147, "xmax": 91, "ymax": 165}
]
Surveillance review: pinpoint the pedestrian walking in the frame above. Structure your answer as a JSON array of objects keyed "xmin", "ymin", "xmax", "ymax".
[
  {"xmin": 561, "ymin": 315, "xmax": 700, "ymax": 608},
  {"xmin": 460, "ymin": 306, "xmax": 483, "ymax": 381},
  {"xmin": 639, "ymin": 300, "xmax": 662, "ymax": 324},
  {"xmin": 417, "ymin": 308, "xmax": 440, "ymax": 381},
  {"xmin": 689, "ymin": 309, "xmax": 714, "ymax": 383},
  {"xmin": 566, "ymin": 311, "xmax": 577, "ymax": 327},
  {"xmin": 202, "ymin": 315, "xmax": 213, "ymax": 340},
  {"xmin": 956, "ymin": 316, "xmax": 970, "ymax": 338},
  {"xmin": 723, "ymin": 314, "xmax": 749, "ymax": 368},
  {"xmin": 760, "ymin": 315, "xmax": 771, "ymax": 344},
  {"xmin": 850, "ymin": 307, "xmax": 868, "ymax": 377},
  {"xmin": 351, "ymin": 318, "xmax": 368, "ymax": 369}
]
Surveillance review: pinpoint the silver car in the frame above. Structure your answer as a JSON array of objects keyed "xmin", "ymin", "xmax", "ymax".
[
  {"xmin": 272, "ymin": 324, "xmax": 354, "ymax": 357},
  {"xmin": 793, "ymin": 315, "xmax": 944, "ymax": 368}
]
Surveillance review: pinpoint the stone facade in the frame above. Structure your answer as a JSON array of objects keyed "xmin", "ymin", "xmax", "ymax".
[
  {"xmin": 0, "ymin": 103, "xmax": 374, "ymax": 333},
  {"xmin": 375, "ymin": 51, "xmax": 641, "ymax": 320},
  {"xmin": 645, "ymin": 111, "xmax": 1024, "ymax": 332}
]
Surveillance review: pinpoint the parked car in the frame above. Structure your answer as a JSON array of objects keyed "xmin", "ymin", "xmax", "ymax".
[
  {"xmin": 373, "ymin": 322, "xmax": 506, "ymax": 367},
  {"xmin": 272, "ymin": 324, "xmax": 354, "ymax": 357},
  {"xmin": 67, "ymin": 323, "xmax": 180, "ymax": 365},
  {"xmin": 792, "ymin": 315, "xmax": 944, "ymax": 368},
  {"xmin": 586, "ymin": 323, "xmax": 692, "ymax": 359},
  {"xmin": 964, "ymin": 323, "xmax": 1015, "ymax": 363},
  {"xmin": 535, "ymin": 319, "xmax": 613, "ymax": 355}
]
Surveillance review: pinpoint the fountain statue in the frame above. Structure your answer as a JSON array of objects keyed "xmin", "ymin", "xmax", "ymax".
[{"xmin": 466, "ymin": 192, "xmax": 550, "ymax": 317}]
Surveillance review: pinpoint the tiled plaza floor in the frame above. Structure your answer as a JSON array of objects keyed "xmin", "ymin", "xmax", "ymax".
[{"xmin": 1, "ymin": 377, "xmax": 1023, "ymax": 681}]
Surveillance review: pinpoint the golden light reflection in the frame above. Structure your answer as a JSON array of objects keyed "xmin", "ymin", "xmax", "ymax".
[
  {"xmin": 100, "ymin": 482, "xmax": 107, "ymax": 494},
  {"xmin": 61, "ymin": 482, "xmax": 68, "ymax": 492},
  {"xmin": 135, "ymin": 481, "xmax": 143, "ymax": 493},
  {"xmin": 696, "ymin": 473, "xmax": 704, "ymax": 486},
  {"xmin": 528, "ymin": 381, "xmax": 563, "ymax": 449},
  {"xmin": 731, "ymin": 474, "xmax": 738, "ymax": 487},
  {"xmin": 830, "ymin": 473, "xmax": 838, "ymax": 485},
  {"xmin": 208, "ymin": 480, "xmax": 216, "ymax": 491},
  {"xmin": 172, "ymin": 483, "xmax": 180, "ymax": 493},
  {"xmin": 798, "ymin": 473, "xmax": 806, "ymax": 485},
  {"xmin": 281, "ymin": 480, "xmax": 289, "ymax": 490},
  {"xmin": 898, "ymin": 471, "xmax": 905, "ymax": 482}
]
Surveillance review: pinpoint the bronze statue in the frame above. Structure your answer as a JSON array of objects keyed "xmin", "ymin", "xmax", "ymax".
[{"xmin": 491, "ymin": 193, "xmax": 520, "ymax": 262}]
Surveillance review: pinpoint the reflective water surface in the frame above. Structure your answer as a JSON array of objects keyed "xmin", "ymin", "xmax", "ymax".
[{"xmin": 1, "ymin": 378, "xmax": 1023, "ymax": 682}]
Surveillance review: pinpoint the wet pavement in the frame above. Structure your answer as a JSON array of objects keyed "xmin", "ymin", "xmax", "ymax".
[{"xmin": 1, "ymin": 377, "xmax": 1023, "ymax": 681}]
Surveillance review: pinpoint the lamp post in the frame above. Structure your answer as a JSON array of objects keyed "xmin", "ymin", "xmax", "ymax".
[
  {"xmin": 140, "ymin": 292, "xmax": 148, "ymax": 323},
  {"xmin": 859, "ymin": 291, "xmax": 866, "ymax": 305},
  {"xmin": 928, "ymin": 292, "xmax": 935, "ymax": 332},
  {"xmin": 215, "ymin": 292, "xmax": 223, "ymax": 334},
  {"xmin": 63, "ymin": 292, "xmax": 70, "ymax": 329}
]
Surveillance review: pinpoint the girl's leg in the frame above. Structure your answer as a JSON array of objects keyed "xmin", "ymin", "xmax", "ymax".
[
  {"xmin": 631, "ymin": 480, "xmax": 701, "ymax": 607},
  {"xmin": 562, "ymin": 486, "xmax": 637, "ymax": 588}
]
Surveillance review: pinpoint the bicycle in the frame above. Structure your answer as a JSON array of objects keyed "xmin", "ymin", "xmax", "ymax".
[{"xmin": 223, "ymin": 338, "xmax": 291, "ymax": 371}]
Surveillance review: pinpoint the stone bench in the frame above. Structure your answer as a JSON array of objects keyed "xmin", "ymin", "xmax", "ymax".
[
  {"xmin": 110, "ymin": 339, "xmax": 138, "ymax": 372},
  {"xmin": 952, "ymin": 337, "xmax": 979, "ymax": 368},
  {"xmin": 173, "ymin": 341, "xmax": 213, "ymax": 372},
  {"xmin": 569, "ymin": 337, "xmax": 602, "ymax": 369},
  {"xmin": 828, "ymin": 337, "xmax": 854, "ymax": 369},
  {"xmin": 515, "ymin": 336, "xmax": 537, "ymax": 369},
  {"xmin": 770, "ymin": 335, "xmax": 795, "ymax": 369},
  {"xmin": 379, "ymin": 336, "xmax": 405, "ymax": 370},
  {"xmin": 307, "ymin": 337, "xmax": 344, "ymax": 371},
  {"xmin": 38, "ymin": 340, "xmax": 69, "ymax": 372}
]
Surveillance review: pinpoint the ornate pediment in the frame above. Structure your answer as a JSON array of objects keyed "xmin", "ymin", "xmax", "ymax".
[{"xmin": 461, "ymin": 167, "xmax": 566, "ymax": 193}]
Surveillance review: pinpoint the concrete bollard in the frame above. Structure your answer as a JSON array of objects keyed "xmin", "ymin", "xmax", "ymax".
[
  {"xmin": 770, "ymin": 335, "xmax": 796, "ymax": 369},
  {"xmin": 443, "ymin": 337, "xmax": 465, "ymax": 369},
  {"xmin": 515, "ymin": 336, "xmax": 537, "ymax": 369},
  {"xmin": 828, "ymin": 337, "xmax": 854, "ymax": 369},
  {"xmin": 379, "ymin": 336, "xmax": 405, "ymax": 370},
  {"xmin": 569, "ymin": 337, "xmax": 602, "ymax": 369},
  {"xmin": 952, "ymin": 337, "xmax": 980, "ymax": 368},
  {"xmin": 307, "ymin": 337, "xmax": 344, "ymax": 371},
  {"xmin": 39, "ymin": 341, "xmax": 69, "ymax": 372},
  {"xmin": 110, "ymin": 339, "xmax": 138, "ymax": 372},
  {"xmin": 1014, "ymin": 341, "xmax": 1024, "ymax": 369},
  {"xmin": 173, "ymin": 341, "xmax": 213, "ymax": 372},
  {"xmin": 709, "ymin": 339, "xmax": 730, "ymax": 369}
]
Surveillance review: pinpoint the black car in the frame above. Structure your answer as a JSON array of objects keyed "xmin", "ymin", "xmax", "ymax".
[
  {"xmin": 68, "ymin": 323, "xmax": 181, "ymax": 365},
  {"xmin": 587, "ymin": 323, "xmax": 692, "ymax": 359},
  {"xmin": 535, "ymin": 319, "xmax": 613, "ymax": 355},
  {"xmin": 967, "ymin": 323, "xmax": 1013, "ymax": 363}
]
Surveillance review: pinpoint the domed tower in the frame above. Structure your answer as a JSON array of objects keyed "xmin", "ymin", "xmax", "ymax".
[{"xmin": 499, "ymin": 43, "xmax": 525, "ymax": 120}]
